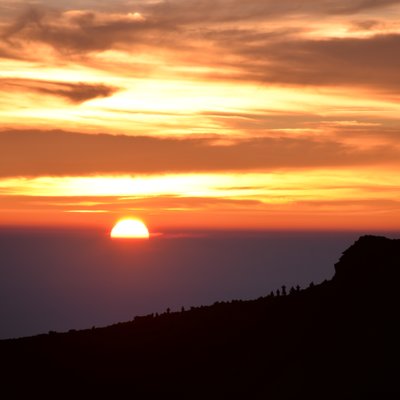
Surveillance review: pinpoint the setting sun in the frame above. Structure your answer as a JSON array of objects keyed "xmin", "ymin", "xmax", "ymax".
[{"xmin": 110, "ymin": 219, "xmax": 150, "ymax": 239}]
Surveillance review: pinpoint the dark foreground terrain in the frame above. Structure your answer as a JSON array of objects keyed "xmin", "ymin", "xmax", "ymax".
[{"xmin": 1, "ymin": 235, "xmax": 399, "ymax": 398}]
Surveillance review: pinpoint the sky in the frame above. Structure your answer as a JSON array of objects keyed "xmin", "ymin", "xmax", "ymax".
[{"xmin": 1, "ymin": 0, "xmax": 400, "ymax": 231}]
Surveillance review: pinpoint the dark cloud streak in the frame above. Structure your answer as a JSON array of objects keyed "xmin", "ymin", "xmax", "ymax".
[
  {"xmin": 0, "ymin": 130, "xmax": 398, "ymax": 177},
  {"xmin": 0, "ymin": 78, "xmax": 118, "ymax": 103},
  {"xmin": 206, "ymin": 32, "xmax": 400, "ymax": 91},
  {"xmin": 324, "ymin": 0, "xmax": 400, "ymax": 14},
  {"xmin": 144, "ymin": 0, "xmax": 400, "ymax": 22}
]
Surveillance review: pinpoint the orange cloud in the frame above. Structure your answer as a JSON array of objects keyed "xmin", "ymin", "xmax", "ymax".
[
  {"xmin": 230, "ymin": 34, "xmax": 400, "ymax": 91},
  {"xmin": 1, "ymin": 2, "xmax": 400, "ymax": 95},
  {"xmin": 0, "ymin": 129, "xmax": 398, "ymax": 177},
  {"xmin": 1, "ymin": 6, "xmax": 162, "ymax": 56}
]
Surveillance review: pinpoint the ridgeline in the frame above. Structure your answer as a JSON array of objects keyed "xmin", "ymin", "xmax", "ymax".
[{"xmin": 1, "ymin": 235, "xmax": 399, "ymax": 398}]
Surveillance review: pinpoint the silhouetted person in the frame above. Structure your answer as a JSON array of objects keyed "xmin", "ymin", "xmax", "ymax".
[{"xmin": 281, "ymin": 285, "xmax": 287, "ymax": 296}]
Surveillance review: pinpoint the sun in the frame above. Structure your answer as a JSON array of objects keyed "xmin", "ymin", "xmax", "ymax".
[{"xmin": 110, "ymin": 218, "xmax": 150, "ymax": 239}]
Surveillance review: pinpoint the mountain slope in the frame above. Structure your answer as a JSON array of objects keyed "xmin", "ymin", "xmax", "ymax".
[{"xmin": 1, "ymin": 235, "xmax": 399, "ymax": 398}]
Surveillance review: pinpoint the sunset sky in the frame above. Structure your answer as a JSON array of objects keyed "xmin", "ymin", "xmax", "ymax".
[{"xmin": 1, "ymin": 0, "xmax": 400, "ymax": 231}]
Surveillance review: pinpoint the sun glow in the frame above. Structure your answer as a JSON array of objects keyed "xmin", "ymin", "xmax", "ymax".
[{"xmin": 110, "ymin": 218, "xmax": 150, "ymax": 239}]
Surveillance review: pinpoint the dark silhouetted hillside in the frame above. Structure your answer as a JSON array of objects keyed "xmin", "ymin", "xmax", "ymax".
[{"xmin": 1, "ymin": 235, "xmax": 399, "ymax": 399}]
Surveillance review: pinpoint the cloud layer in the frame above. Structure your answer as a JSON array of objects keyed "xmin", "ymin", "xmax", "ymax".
[
  {"xmin": 1, "ymin": 1, "xmax": 400, "ymax": 229},
  {"xmin": 0, "ymin": 129, "xmax": 398, "ymax": 177},
  {"xmin": 1, "ymin": 1, "xmax": 400, "ymax": 91}
]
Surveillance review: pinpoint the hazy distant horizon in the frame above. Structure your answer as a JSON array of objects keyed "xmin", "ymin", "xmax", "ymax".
[{"xmin": 1, "ymin": 228, "xmax": 398, "ymax": 340}]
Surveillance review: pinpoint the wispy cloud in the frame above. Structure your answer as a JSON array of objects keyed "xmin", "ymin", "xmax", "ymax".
[
  {"xmin": 1, "ymin": 6, "xmax": 162, "ymax": 55},
  {"xmin": 0, "ymin": 78, "xmax": 118, "ymax": 103},
  {"xmin": 228, "ymin": 33, "xmax": 400, "ymax": 91},
  {"xmin": 1, "ymin": 2, "xmax": 399, "ymax": 93}
]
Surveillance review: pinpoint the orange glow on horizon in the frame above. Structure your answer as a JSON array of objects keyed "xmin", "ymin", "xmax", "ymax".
[{"xmin": 0, "ymin": 168, "xmax": 399, "ymax": 231}]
